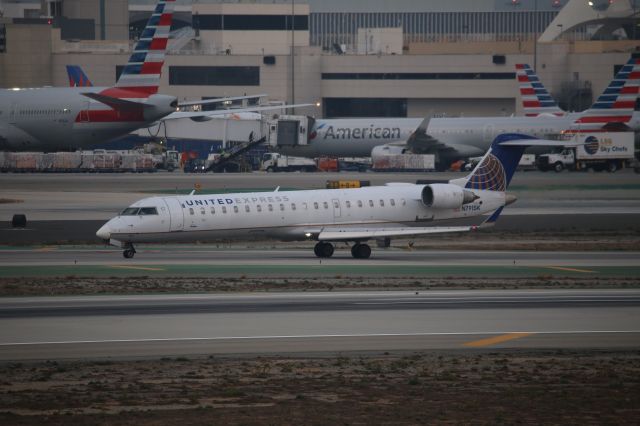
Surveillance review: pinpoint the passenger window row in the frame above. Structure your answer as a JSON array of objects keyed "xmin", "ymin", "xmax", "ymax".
[
  {"xmin": 20, "ymin": 108, "xmax": 71, "ymax": 116},
  {"xmin": 186, "ymin": 198, "xmax": 407, "ymax": 216}
]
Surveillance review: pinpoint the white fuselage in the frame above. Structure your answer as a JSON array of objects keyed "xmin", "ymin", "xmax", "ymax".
[
  {"xmin": 426, "ymin": 115, "xmax": 578, "ymax": 157},
  {"xmin": 98, "ymin": 185, "xmax": 503, "ymax": 244},
  {"xmin": 0, "ymin": 87, "xmax": 173, "ymax": 151},
  {"xmin": 273, "ymin": 114, "xmax": 586, "ymax": 159},
  {"xmin": 276, "ymin": 118, "xmax": 423, "ymax": 157}
]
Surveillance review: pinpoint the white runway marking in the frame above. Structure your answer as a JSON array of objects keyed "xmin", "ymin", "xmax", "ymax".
[{"xmin": 1, "ymin": 330, "xmax": 639, "ymax": 347}]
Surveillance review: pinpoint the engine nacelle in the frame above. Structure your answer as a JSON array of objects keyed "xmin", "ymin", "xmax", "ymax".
[{"xmin": 421, "ymin": 184, "xmax": 477, "ymax": 209}]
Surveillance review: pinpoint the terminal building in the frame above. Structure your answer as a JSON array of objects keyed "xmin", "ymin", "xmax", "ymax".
[{"xmin": 0, "ymin": 0, "xmax": 638, "ymax": 152}]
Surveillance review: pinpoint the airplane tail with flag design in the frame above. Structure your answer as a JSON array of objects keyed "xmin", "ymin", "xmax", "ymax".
[
  {"xmin": 515, "ymin": 64, "xmax": 564, "ymax": 117},
  {"xmin": 572, "ymin": 53, "xmax": 640, "ymax": 131},
  {"xmin": 114, "ymin": 0, "xmax": 175, "ymax": 96},
  {"xmin": 67, "ymin": 65, "xmax": 93, "ymax": 87}
]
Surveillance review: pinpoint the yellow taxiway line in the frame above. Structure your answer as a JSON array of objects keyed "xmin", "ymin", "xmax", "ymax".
[
  {"xmin": 110, "ymin": 265, "xmax": 165, "ymax": 272},
  {"xmin": 546, "ymin": 266, "xmax": 596, "ymax": 274},
  {"xmin": 35, "ymin": 247, "xmax": 57, "ymax": 252},
  {"xmin": 463, "ymin": 332, "xmax": 534, "ymax": 348}
]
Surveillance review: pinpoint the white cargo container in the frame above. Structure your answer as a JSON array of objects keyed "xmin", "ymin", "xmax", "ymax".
[{"xmin": 371, "ymin": 145, "xmax": 435, "ymax": 172}]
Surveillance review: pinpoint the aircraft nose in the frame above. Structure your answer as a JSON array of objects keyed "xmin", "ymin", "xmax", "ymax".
[{"xmin": 96, "ymin": 223, "xmax": 111, "ymax": 240}]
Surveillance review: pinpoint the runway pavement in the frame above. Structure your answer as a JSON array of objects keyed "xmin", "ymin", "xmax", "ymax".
[
  {"xmin": 0, "ymin": 290, "xmax": 638, "ymax": 360},
  {"xmin": 0, "ymin": 247, "xmax": 638, "ymax": 277}
]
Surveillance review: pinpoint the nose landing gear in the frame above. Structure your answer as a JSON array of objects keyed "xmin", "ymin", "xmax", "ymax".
[
  {"xmin": 314, "ymin": 242, "xmax": 334, "ymax": 258},
  {"xmin": 123, "ymin": 244, "xmax": 136, "ymax": 259},
  {"xmin": 351, "ymin": 243, "xmax": 371, "ymax": 259}
]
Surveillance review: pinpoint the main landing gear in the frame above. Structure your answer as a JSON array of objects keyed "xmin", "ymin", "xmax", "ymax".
[
  {"xmin": 123, "ymin": 244, "xmax": 136, "ymax": 259},
  {"xmin": 314, "ymin": 241, "xmax": 334, "ymax": 258},
  {"xmin": 313, "ymin": 242, "xmax": 372, "ymax": 259},
  {"xmin": 351, "ymin": 243, "xmax": 371, "ymax": 259}
]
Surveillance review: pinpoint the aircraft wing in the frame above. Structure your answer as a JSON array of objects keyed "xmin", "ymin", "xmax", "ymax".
[
  {"xmin": 317, "ymin": 226, "xmax": 476, "ymax": 241},
  {"xmin": 161, "ymin": 103, "xmax": 315, "ymax": 121},
  {"xmin": 405, "ymin": 116, "xmax": 450, "ymax": 154},
  {"xmin": 177, "ymin": 94, "xmax": 268, "ymax": 108}
]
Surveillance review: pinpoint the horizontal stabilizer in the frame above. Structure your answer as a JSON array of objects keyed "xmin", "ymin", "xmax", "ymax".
[
  {"xmin": 81, "ymin": 92, "xmax": 150, "ymax": 111},
  {"xmin": 498, "ymin": 138, "xmax": 583, "ymax": 147},
  {"xmin": 318, "ymin": 226, "xmax": 475, "ymax": 241}
]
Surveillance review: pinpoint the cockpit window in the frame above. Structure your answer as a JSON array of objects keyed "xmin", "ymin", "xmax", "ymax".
[
  {"xmin": 121, "ymin": 207, "xmax": 139, "ymax": 216},
  {"xmin": 138, "ymin": 207, "xmax": 158, "ymax": 215}
]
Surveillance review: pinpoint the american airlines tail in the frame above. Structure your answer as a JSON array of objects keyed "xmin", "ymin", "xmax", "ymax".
[
  {"xmin": 112, "ymin": 0, "xmax": 175, "ymax": 96},
  {"xmin": 572, "ymin": 53, "xmax": 640, "ymax": 131},
  {"xmin": 76, "ymin": 0, "xmax": 176, "ymax": 125},
  {"xmin": 66, "ymin": 65, "xmax": 93, "ymax": 87},
  {"xmin": 515, "ymin": 64, "xmax": 564, "ymax": 117}
]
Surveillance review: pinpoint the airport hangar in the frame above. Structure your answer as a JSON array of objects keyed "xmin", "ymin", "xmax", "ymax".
[{"xmin": 0, "ymin": 0, "xmax": 638, "ymax": 154}]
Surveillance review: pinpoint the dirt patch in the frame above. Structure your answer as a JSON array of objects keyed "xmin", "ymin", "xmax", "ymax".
[
  {"xmin": 0, "ymin": 198, "xmax": 23, "ymax": 204},
  {"xmin": 1, "ymin": 275, "xmax": 639, "ymax": 297},
  {"xmin": 0, "ymin": 350, "xmax": 638, "ymax": 425}
]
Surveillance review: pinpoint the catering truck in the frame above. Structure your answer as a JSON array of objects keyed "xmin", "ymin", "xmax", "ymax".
[{"xmin": 536, "ymin": 132, "xmax": 634, "ymax": 172}]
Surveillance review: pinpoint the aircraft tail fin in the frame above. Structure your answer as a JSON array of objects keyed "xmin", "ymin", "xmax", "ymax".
[
  {"xmin": 573, "ymin": 53, "xmax": 640, "ymax": 130},
  {"xmin": 454, "ymin": 133, "xmax": 581, "ymax": 192},
  {"xmin": 114, "ymin": 0, "xmax": 175, "ymax": 96},
  {"xmin": 459, "ymin": 133, "xmax": 531, "ymax": 193},
  {"xmin": 515, "ymin": 64, "xmax": 564, "ymax": 117},
  {"xmin": 66, "ymin": 65, "xmax": 93, "ymax": 87}
]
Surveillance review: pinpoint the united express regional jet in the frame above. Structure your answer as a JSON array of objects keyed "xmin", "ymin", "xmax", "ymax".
[{"xmin": 97, "ymin": 133, "xmax": 575, "ymax": 259}]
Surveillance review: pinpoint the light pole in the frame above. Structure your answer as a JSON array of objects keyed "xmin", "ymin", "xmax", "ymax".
[
  {"xmin": 533, "ymin": 0, "xmax": 538, "ymax": 72},
  {"xmin": 291, "ymin": 0, "xmax": 295, "ymax": 111}
]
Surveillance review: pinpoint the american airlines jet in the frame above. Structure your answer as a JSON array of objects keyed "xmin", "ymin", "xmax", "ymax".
[
  {"xmin": 96, "ymin": 133, "xmax": 575, "ymax": 259},
  {"xmin": 0, "ymin": 0, "xmax": 179, "ymax": 151},
  {"xmin": 275, "ymin": 54, "xmax": 639, "ymax": 164}
]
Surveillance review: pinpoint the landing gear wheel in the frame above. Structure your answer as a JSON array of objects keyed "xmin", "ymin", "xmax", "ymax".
[
  {"xmin": 123, "ymin": 246, "xmax": 136, "ymax": 259},
  {"xmin": 314, "ymin": 242, "xmax": 334, "ymax": 258},
  {"xmin": 351, "ymin": 243, "xmax": 371, "ymax": 259}
]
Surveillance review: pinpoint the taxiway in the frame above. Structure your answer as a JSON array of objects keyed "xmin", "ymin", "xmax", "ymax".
[{"xmin": 0, "ymin": 290, "xmax": 638, "ymax": 360}]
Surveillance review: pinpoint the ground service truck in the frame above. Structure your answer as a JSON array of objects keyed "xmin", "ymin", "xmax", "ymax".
[
  {"xmin": 536, "ymin": 132, "xmax": 634, "ymax": 172},
  {"xmin": 261, "ymin": 152, "xmax": 317, "ymax": 172}
]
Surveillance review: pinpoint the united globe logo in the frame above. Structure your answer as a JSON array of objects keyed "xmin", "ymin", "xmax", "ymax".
[
  {"xmin": 465, "ymin": 153, "xmax": 506, "ymax": 192},
  {"xmin": 584, "ymin": 136, "xmax": 599, "ymax": 155}
]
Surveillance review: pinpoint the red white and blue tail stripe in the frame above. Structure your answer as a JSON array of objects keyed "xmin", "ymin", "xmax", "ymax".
[
  {"xmin": 114, "ymin": 0, "xmax": 175, "ymax": 96},
  {"xmin": 515, "ymin": 64, "xmax": 564, "ymax": 117},
  {"xmin": 572, "ymin": 54, "xmax": 640, "ymax": 131}
]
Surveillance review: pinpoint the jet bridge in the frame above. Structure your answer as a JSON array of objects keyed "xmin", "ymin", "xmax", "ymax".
[{"xmin": 267, "ymin": 115, "xmax": 315, "ymax": 148}]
